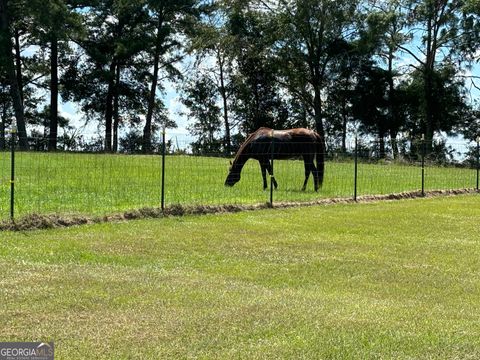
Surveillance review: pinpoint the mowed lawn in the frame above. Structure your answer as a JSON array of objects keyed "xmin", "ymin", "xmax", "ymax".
[
  {"xmin": 1, "ymin": 195, "xmax": 480, "ymax": 359},
  {"xmin": 0, "ymin": 151, "xmax": 477, "ymax": 220}
]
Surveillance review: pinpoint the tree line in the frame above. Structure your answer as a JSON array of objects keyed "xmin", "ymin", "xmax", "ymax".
[{"xmin": 0, "ymin": 0, "xmax": 479, "ymax": 158}]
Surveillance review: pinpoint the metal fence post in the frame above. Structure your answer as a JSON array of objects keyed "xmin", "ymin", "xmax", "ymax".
[
  {"xmin": 161, "ymin": 127, "xmax": 166, "ymax": 212},
  {"xmin": 10, "ymin": 126, "xmax": 17, "ymax": 221},
  {"xmin": 354, "ymin": 136, "xmax": 358, "ymax": 201},
  {"xmin": 269, "ymin": 130, "xmax": 274, "ymax": 207},
  {"xmin": 421, "ymin": 134, "xmax": 425, "ymax": 197},
  {"xmin": 476, "ymin": 137, "xmax": 479, "ymax": 192}
]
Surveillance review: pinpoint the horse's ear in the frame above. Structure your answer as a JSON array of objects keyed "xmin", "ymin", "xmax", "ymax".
[{"xmin": 229, "ymin": 160, "xmax": 232, "ymax": 166}]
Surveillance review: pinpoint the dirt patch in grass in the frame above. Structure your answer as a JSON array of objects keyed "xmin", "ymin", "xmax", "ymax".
[{"xmin": 1, "ymin": 188, "xmax": 478, "ymax": 232}]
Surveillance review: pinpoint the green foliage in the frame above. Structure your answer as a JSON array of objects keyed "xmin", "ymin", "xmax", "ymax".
[
  {"xmin": 227, "ymin": 5, "xmax": 287, "ymax": 132},
  {"xmin": 402, "ymin": 65, "xmax": 471, "ymax": 136},
  {"xmin": 181, "ymin": 76, "xmax": 223, "ymax": 153},
  {"xmin": 119, "ymin": 129, "xmax": 172, "ymax": 154},
  {"xmin": 61, "ymin": 0, "xmax": 150, "ymax": 119}
]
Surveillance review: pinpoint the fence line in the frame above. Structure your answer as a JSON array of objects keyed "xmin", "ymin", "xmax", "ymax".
[
  {"xmin": 2, "ymin": 132, "xmax": 480, "ymax": 222},
  {"xmin": 477, "ymin": 140, "xmax": 480, "ymax": 190}
]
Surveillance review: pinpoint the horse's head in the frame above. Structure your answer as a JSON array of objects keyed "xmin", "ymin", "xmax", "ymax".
[{"xmin": 225, "ymin": 160, "xmax": 241, "ymax": 187}]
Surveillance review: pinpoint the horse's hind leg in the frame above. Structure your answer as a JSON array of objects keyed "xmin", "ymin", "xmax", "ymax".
[
  {"xmin": 311, "ymin": 161, "xmax": 320, "ymax": 192},
  {"xmin": 302, "ymin": 156, "xmax": 316, "ymax": 191},
  {"xmin": 259, "ymin": 161, "xmax": 268, "ymax": 190},
  {"xmin": 302, "ymin": 162, "xmax": 310, "ymax": 191},
  {"xmin": 313, "ymin": 168, "xmax": 319, "ymax": 191},
  {"xmin": 305, "ymin": 153, "xmax": 321, "ymax": 192}
]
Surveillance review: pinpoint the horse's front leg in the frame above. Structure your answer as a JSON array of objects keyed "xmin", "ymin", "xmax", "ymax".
[{"xmin": 265, "ymin": 161, "xmax": 278, "ymax": 189}]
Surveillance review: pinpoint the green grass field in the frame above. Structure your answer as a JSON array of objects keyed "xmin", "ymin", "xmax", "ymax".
[
  {"xmin": 0, "ymin": 151, "xmax": 477, "ymax": 220},
  {"xmin": 1, "ymin": 195, "xmax": 479, "ymax": 359}
]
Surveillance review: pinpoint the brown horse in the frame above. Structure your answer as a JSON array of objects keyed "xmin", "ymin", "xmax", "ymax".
[{"xmin": 225, "ymin": 127, "xmax": 325, "ymax": 191}]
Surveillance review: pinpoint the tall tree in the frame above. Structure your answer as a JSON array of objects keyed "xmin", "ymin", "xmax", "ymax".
[
  {"xmin": 363, "ymin": 0, "xmax": 410, "ymax": 158},
  {"xmin": 0, "ymin": 0, "xmax": 28, "ymax": 149},
  {"xmin": 271, "ymin": 0, "xmax": 361, "ymax": 143},
  {"xmin": 227, "ymin": 3, "xmax": 286, "ymax": 133},
  {"xmin": 352, "ymin": 64, "xmax": 391, "ymax": 158},
  {"xmin": 188, "ymin": 3, "xmax": 236, "ymax": 153},
  {"xmin": 395, "ymin": 0, "xmax": 467, "ymax": 152},
  {"xmin": 457, "ymin": 0, "xmax": 480, "ymax": 96},
  {"xmin": 402, "ymin": 64, "xmax": 470, "ymax": 143},
  {"xmin": 28, "ymin": 0, "xmax": 83, "ymax": 151},
  {"xmin": 142, "ymin": 0, "xmax": 201, "ymax": 153},
  {"xmin": 62, "ymin": 0, "xmax": 150, "ymax": 152},
  {"xmin": 0, "ymin": 80, "xmax": 13, "ymax": 149},
  {"xmin": 181, "ymin": 76, "xmax": 222, "ymax": 154}
]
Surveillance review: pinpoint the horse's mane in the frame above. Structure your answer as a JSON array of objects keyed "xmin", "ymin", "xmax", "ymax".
[{"xmin": 232, "ymin": 128, "xmax": 269, "ymax": 164}]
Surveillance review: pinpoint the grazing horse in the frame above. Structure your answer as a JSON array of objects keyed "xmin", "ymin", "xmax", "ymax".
[{"xmin": 225, "ymin": 127, "xmax": 325, "ymax": 191}]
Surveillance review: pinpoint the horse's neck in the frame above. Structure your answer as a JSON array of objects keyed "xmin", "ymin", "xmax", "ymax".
[{"xmin": 233, "ymin": 152, "xmax": 249, "ymax": 171}]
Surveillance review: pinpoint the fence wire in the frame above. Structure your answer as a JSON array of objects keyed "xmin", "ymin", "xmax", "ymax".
[
  {"xmin": 1, "ymin": 134, "xmax": 479, "ymax": 221},
  {"xmin": 0, "ymin": 150, "xmax": 10, "ymax": 219}
]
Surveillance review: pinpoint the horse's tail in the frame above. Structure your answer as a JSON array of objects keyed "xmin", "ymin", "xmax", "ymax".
[{"xmin": 315, "ymin": 133, "xmax": 325, "ymax": 187}]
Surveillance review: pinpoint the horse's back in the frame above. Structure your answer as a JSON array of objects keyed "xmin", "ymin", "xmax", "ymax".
[
  {"xmin": 244, "ymin": 127, "xmax": 320, "ymax": 159},
  {"xmin": 251, "ymin": 127, "xmax": 318, "ymax": 141}
]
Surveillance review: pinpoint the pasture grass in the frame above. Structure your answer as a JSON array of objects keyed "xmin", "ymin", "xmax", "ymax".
[
  {"xmin": 0, "ymin": 151, "xmax": 477, "ymax": 220},
  {"xmin": 1, "ymin": 195, "xmax": 480, "ymax": 359}
]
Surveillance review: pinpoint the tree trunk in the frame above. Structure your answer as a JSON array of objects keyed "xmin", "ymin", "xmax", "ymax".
[
  {"xmin": 313, "ymin": 87, "xmax": 325, "ymax": 142},
  {"xmin": 14, "ymin": 27, "xmax": 23, "ymax": 103},
  {"xmin": 48, "ymin": 36, "xmax": 58, "ymax": 151},
  {"xmin": 143, "ymin": 51, "xmax": 159, "ymax": 153},
  {"xmin": 218, "ymin": 52, "xmax": 231, "ymax": 154},
  {"xmin": 423, "ymin": 7, "xmax": 435, "ymax": 155},
  {"xmin": 300, "ymin": 102, "xmax": 308, "ymax": 128},
  {"xmin": 341, "ymin": 99, "xmax": 347, "ymax": 154},
  {"xmin": 389, "ymin": 129, "xmax": 398, "ymax": 160},
  {"xmin": 423, "ymin": 66, "xmax": 435, "ymax": 155},
  {"xmin": 378, "ymin": 131, "xmax": 386, "ymax": 159},
  {"xmin": 104, "ymin": 61, "xmax": 116, "ymax": 152},
  {"xmin": 0, "ymin": 104, "xmax": 6, "ymax": 150},
  {"xmin": 387, "ymin": 44, "xmax": 399, "ymax": 159},
  {"xmin": 253, "ymin": 73, "xmax": 261, "ymax": 131},
  {"xmin": 0, "ymin": 0, "xmax": 28, "ymax": 150},
  {"xmin": 113, "ymin": 64, "xmax": 120, "ymax": 153},
  {"xmin": 143, "ymin": 12, "xmax": 164, "ymax": 154}
]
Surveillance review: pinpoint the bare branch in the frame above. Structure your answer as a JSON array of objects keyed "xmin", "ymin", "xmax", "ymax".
[{"xmin": 396, "ymin": 44, "xmax": 426, "ymax": 66}]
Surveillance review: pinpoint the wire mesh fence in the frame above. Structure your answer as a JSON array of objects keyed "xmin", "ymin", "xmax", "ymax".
[{"xmin": 1, "ymin": 131, "xmax": 479, "ymax": 221}]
